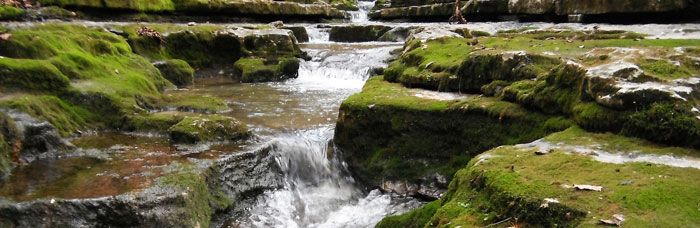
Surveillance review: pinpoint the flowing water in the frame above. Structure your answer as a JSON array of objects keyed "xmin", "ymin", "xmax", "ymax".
[
  {"xmin": 219, "ymin": 41, "xmax": 423, "ymax": 227},
  {"xmin": 3, "ymin": 13, "xmax": 700, "ymax": 228}
]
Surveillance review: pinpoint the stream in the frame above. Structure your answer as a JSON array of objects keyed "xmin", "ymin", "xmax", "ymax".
[{"xmin": 2, "ymin": 4, "xmax": 700, "ymax": 226}]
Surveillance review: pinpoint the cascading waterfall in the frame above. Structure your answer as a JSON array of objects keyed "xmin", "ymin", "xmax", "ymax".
[
  {"xmin": 232, "ymin": 40, "xmax": 421, "ymax": 227},
  {"xmin": 348, "ymin": 1, "xmax": 375, "ymax": 23}
]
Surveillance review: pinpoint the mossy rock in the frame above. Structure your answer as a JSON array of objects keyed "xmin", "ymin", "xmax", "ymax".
[
  {"xmin": 329, "ymin": 0, "xmax": 359, "ymax": 11},
  {"xmin": 35, "ymin": 6, "xmax": 75, "ymax": 20},
  {"xmin": 0, "ymin": 23, "xmax": 173, "ymax": 136},
  {"xmin": 0, "ymin": 111, "xmax": 20, "ymax": 176},
  {"xmin": 164, "ymin": 94, "xmax": 229, "ymax": 113},
  {"xmin": 233, "ymin": 57, "xmax": 300, "ymax": 83},
  {"xmin": 384, "ymin": 126, "xmax": 700, "ymax": 227},
  {"xmin": 0, "ymin": 5, "xmax": 25, "ymax": 21},
  {"xmin": 384, "ymin": 33, "xmax": 700, "ymax": 149},
  {"xmin": 335, "ymin": 77, "xmax": 571, "ymax": 190},
  {"xmin": 281, "ymin": 26, "xmax": 310, "ymax": 43},
  {"xmin": 329, "ymin": 25, "xmax": 392, "ymax": 42},
  {"xmin": 168, "ymin": 115, "xmax": 249, "ymax": 144},
  {"xmin": 154, "ymin": 59, "xmax": 195, "ymax": 87},
  {"xmin": 123, "ymin": 112, "xmax": 185, "ymax": 133},
  {"xmin": 0, "ymin": 58, "xmax": 71, "ymax": 93}
]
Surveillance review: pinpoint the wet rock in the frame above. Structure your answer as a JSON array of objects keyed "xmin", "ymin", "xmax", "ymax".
[
  {"xmin": 228, "ymin": 28, "xmax": 302, "ymax": 57},
  {"xmin": 232, "ymin": 57, "xmax": 300, "ymax": 83},
  {"xmin": 508, "ymin": 0, "xmax": 555, "ymax": 14},
  {"xmin": 19, "ymin": 122, "xmax": 70, "ymax": 163},
  {"xmin": 585, "ymin": 61, "xmax": 697, "ymax": 110},
  {"xmin": 328, "ymin": 25, "xmax": 392, "ymax": 42},
  {"xmin": 406, "ymin": 27, "xmax": 461, "ymax": 43},
  {"xmin": 0, "ymin": 111, "xmax": 19, "ymax": 176},
  {"xmin": 3, "ymin": 111, "xmax": 72, "ymax": 164},
  {"xmin": 381, "ymin": 173, "xmax": 448, "ymax": 200},
  {"xmin": 214, "ymin": 146, "xmax": 284, "ymax": 205},
  {"xmin": 153, "ymin": 59, "xmax": 194, "ymax": 87},
  {"xmin": 377, "ymin": 26, "xmax": 417, "ymax": 42},
  {"xmin": 335, "ymin": 77, "xmax": 570, "ymax": 195},
  {"xmin": 281, "ymin": 26, "xmax": 310, "ymax": 43}
]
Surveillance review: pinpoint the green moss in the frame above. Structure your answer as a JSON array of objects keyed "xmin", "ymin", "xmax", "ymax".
[
  {"xmin": 168, "ymin": 115, "xmax": 249, "ymax": 144},
  {"xmin": 117, "ymin": 24, "xmax": 242, "ymax": 68},
  {"xmin": 0, "ymin": 23, "xmax": 174, "ymax": 136},
  {"xmin": 38, "ymin": 6, "xmax": 76, "ymax": 20},
  {"xmin": 638, "ymin": 58, "xmax": 695, "ymax": 80},
  {"xmin": 0, "ymin": 58, "xmax": 71, "ymax": 93},
  {"xmin": 622, "ymin": 103, "xmax": 700, "ymax": 148},
  {"xmin": 154, "ymin": 59, "xmax": 195, "ymax": 87},
  {"xmin": 0, "ymin": 111, "xmax": 19, "ymax": 176},
  {"xmin": 329, "ymin": 25, "xmax": 392, "ymax": 42},
  {"xmin": 376, "ymin": 200, "xmax": 442, "ymax": 228},
  {"xmin": 335, "ymin": 77, "xmax": 571, "ymax": 187},
  {"xmin": 124, "ymin": 112, "xmax": 185, "ymax": 132},
  {"xmin": 330, "ymin": 0, "xmax": 358, "ymax": 10},
  {"xmin": 0, "ymin": 95, "xmax": 97, "ymax": 137},
  {"xmin": 165, "ymin": 94, "xmax": 229, "ymax": 113},
  {"xmin": 233, "ymin": 57, "xmax": 299, "ymax": 83},
  {"xmin": 156, "ymin": 163, "xmax": 233, "ymax": 228},
  {"xmin": 0, "ymin": 5, "xmax": 24, "ymax": 20},
  {"xmin": 389, "ymin": 126, "xmax": 700, "ymax": 227},
  {"xmin": 38, "ymin": 0, "xmax": 176, "ymax": 12}
]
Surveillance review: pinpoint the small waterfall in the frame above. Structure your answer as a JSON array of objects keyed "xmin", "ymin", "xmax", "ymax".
[
  {"xmin": 349, "ymin": 1, "xmax": 374, "ymax": 23},
  {"xmin": 306, "ymin": 26, "xmax": 331, "ymax": 43},
  {"xmin": 231, "ymin": 39, "xmax": 418, "ymax": 227}
]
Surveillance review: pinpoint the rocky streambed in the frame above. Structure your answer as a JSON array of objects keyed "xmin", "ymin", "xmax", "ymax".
[{"xmin": 1, "ymin": 0, "xmax": 700, "ymax": 227}]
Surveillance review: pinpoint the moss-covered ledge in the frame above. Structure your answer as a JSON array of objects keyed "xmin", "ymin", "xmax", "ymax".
[
  {"xmin": 379, "ymin": 126, "xmax": 700, "ymax": 227},
  {"xmin": 334, "ymin": 76, "xmax": 571, "ymax": 198},
  {"xmin": 383, "ymin": 29, "xmax": 700, "ymax": 149},
  {"xmin": 33, "ymin": 0, "xmax": 345, "ymax": 19}
]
